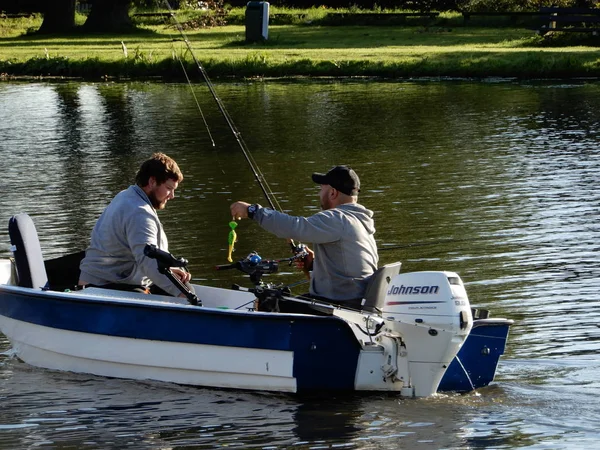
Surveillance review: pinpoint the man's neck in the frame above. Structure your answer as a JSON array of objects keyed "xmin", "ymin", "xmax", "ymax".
[{"xmin": 331, "ymin": 199, "xmax": 356, "ymax": 208}]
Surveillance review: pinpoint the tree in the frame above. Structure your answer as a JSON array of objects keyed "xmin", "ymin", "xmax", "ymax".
[
  {"xmin": 38, "ymin": 0, "xmax": 76, "ymax": 33},
  {"xmin": 84, "ymin": 0, "xmax": 134, "ymax": 32}
]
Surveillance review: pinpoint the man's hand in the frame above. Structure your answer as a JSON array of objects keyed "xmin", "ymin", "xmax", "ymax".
[
  {"xmin": 171, "ymin": 268, "xmax": 192, "ymax": 299},
  {"xmin": 230, "ymin": 201, "xmax": 251, "ymax": 220},
  {"xmin": 171, "ymin": 267, "xmax": 191, "ymax": 284},
  {"xmin": 295, "ymin": 246, "xmax": 314, "ymax": 277}
]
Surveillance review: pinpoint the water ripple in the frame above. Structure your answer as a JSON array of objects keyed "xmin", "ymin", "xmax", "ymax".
[{"xmin": 1, "ymin": 80, "xmax": 600, "ymax": 448}]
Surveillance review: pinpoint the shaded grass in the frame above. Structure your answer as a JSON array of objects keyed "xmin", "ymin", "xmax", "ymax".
[{"xmin": 1, "ymin": 15, "xmax": 599, "ymax": 79}]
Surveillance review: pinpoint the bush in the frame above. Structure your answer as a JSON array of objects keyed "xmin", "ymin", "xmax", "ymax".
[
  {"xmin": 460, "ymin": 0, "xmax": 597, "ymax": 12},
  {"xmin": 257, "ymin": 0, "xmax": 598, "ymax": 11}
]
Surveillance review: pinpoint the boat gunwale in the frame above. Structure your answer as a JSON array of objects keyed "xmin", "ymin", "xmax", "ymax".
[{"xmin": 0, "ymin": 283, "xmax": 345, "ymax": 322}]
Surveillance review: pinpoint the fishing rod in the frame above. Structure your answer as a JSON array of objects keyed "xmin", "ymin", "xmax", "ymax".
[
  {"xmin": 161, "ymin": 0, "xmax": 281, "ymax": 214},
  {"xmin": 161, "ymin": 1, "xmax": 306, "ymax": 258},
  {"xmin": 379, "ymin": 239, "xmax": 474, "ymax": 251},
  {"xmin": 378, "ymin": 236, "xmax": 511, "ymax": 251}
]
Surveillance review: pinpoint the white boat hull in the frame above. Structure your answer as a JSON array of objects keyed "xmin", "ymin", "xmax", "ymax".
[{"xmin": 0, "ymin": 314, "xmax": 297, "ymax": 392}]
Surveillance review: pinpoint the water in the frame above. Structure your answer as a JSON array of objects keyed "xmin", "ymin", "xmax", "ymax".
[{"xmin": 0, "ymin": 79, "xmax": 599, "ymax": 449}]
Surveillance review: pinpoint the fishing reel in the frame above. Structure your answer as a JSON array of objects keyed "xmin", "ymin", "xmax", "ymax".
[
  {"xmin": 216, "ymin": 251, "xmax": 302, "ymax": 312},
  {"xmin": 215, "ymin": 250, "xmax": 308, "ymax": 285},
  {"xmin": 216, "ymin": 251, "xmax": 279, "ymax": 285},
  {"xmin": 290, "ymin": 243, "xmax": 309, "ymax": 260}
]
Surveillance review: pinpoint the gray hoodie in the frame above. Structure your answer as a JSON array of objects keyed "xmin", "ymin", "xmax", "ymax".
[
  {"xmin": 79, "ymin": 185, "xmax": 181, "ymax": 297},
  {"xmin": 254, "ymin": 203, "xmax": 379, "ymax": 303}
]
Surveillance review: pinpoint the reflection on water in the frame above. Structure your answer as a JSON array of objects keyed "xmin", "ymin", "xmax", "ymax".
[
  {"xmin": 1, "ymin": 80, "xmax": 599, "ymax": 448},
  {"xmin": 0, "ymin": 358, "xmax": 570, "ymax": 449}
]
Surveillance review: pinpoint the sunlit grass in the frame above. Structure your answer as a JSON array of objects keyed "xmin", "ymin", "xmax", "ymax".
[{"xmin": 1, "ymin": 14, "xmax": 599, "ymax": 79}]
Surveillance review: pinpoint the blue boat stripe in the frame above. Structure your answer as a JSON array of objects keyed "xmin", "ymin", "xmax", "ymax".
[{"xmin": 0, "ymin": 287, "xmax": 362, "ymax": 391}]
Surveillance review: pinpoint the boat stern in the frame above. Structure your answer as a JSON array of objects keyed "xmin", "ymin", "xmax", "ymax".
[{"xmin": 380, "ymin": 271, "xmax": 473, "ymax": 397}]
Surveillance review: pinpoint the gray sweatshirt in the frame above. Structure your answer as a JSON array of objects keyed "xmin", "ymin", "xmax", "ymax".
[
  {"xmin": 79, "ymin": 185, "xmax": 181, "ymax": 297},
  {"xmin": 254, "ymin": 203, "xmax": 379, "ymax": 303}
]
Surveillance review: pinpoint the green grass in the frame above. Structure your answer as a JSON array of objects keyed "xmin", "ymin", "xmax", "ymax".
[{"xmin": 1, "ymin": 12, "xmax": 599, "ymax": 79}]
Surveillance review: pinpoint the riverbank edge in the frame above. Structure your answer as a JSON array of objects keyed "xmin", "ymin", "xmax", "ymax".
[{"xmin": 2, "ymin": 52, "xmax": 600, "ymax": 81}]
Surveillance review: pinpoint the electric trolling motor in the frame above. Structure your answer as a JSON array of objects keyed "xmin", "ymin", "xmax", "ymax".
[{"xmin": 144, "ymin": 244, "xmax": 201, "ymax": 306}]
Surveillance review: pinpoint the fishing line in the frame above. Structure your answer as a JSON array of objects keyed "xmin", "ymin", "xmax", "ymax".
[
  {"xmin": 177, "ymin": 48, "xmax": 215, "ymax": 147},
  {"xmin": 160, "ymin": 0, "xmax": 282, "ymax": 213},
  {"xmin": 157, "ymin": 7, "xmax": 215, "ymax": 146},
  {"xmin": 378, "ymin": 236, "xmax": 516, "ymax": 251},
  {"xmin": 379, "ymin": 239, "xmax": 471, "ymax": 251}
]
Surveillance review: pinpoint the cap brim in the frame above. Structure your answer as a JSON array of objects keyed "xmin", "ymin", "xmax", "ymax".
[{"xmin": 311, "ymin": 173, "xmax": 329, "ymax": 184}]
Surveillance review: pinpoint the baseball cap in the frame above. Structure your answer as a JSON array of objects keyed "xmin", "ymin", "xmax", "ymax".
[{"xmin": 311, "ymin": 165, "xmax": 360, "ymax": 196}]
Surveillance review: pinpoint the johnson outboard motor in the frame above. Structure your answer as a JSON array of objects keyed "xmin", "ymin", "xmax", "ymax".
[{"xmin": 381, "ymin": 271, "xmax": 473, "ymax": 397}]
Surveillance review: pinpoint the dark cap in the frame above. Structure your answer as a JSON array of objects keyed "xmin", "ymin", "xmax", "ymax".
[{"xmin": 311, "ymin": 165, "xmax": 360, "ymax": 196}]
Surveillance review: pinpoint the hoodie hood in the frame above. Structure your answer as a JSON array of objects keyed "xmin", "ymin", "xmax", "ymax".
[{"xmin": 335, "ymin": 203, "xmax": 376, "ymax": 235}]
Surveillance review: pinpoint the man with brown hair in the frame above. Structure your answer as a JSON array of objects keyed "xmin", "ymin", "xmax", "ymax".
[{"xmin": 79, "ymin": 153, "xmax": 192, "ymax": 298}]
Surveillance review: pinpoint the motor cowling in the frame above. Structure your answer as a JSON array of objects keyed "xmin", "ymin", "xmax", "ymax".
[{"xmin": 381, "ymin": 271, "xmax": 473, "ymax": 396}]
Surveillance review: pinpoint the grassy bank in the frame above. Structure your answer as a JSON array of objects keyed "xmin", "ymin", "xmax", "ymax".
[{"xmin": 1, "ymin": 12, "xmax": 599, "ymax": 79}]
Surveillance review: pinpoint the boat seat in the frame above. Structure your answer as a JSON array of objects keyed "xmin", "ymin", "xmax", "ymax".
[
  {"xmin": 361, "ymin": 261, "xmax": 402, "ymax": 314},
  {"xmin": 8, "ymin": 213, "xmax": 49, "ymax": 289},
  {"xmin": 44, "ymin": 250, "xmax": 85, "ymax": 291}
]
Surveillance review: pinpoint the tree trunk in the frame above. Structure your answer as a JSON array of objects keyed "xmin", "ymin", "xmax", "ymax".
[
  {"xmin": 38, "ymin": 0, "xmax": 76, "ymax": 34},
  {"xmin": 84, "ymin": 0, "xmax": 134, "ymax": 32}
]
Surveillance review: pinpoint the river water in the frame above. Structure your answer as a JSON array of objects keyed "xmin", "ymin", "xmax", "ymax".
[{"xmin": 0, "ymin": 79, "xmax": 599, "ymax": 449}]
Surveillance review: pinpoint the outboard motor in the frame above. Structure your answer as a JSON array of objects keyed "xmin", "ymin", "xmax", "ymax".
[{"xmin": 382, "ymin": 271, "xmax": 473, "ymax": 397}]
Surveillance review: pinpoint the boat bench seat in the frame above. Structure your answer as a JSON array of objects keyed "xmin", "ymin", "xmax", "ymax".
[{"xmin": 78, "ymin": 287, "xmax": 188, "ymax": 305}]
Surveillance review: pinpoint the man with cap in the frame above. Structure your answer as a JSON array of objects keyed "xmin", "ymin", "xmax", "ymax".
[{"xmin": 230, "ymin": 165, "xmax": 378, "ymax": 311}]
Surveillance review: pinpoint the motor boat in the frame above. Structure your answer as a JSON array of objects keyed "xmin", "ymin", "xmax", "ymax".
[{"xmin": 0, "ymin": 213, "xmax": 512, "ymax": 396}]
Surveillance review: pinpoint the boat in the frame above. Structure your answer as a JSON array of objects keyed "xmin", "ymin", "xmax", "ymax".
[
  {"xmin": 438, "ymin": 308, "xmax": 512, "ymax": 392},
  {"xmin": 0, "ymin": 213, "xmax": 512, "ymax": 396}
]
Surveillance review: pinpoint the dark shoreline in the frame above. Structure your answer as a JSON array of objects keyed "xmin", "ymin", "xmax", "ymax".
[{"xmin": 3, "ymin": 58, "xmax": 600, "ymax": 81}]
